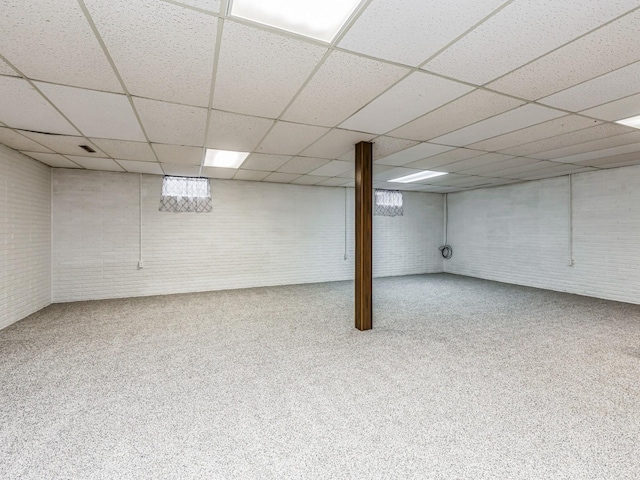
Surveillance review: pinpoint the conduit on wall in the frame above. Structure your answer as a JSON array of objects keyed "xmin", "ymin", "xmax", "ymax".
[
  {"xmin": 344, "ymin": 186, "xmax": 348, "ymax": 261},
  {"xmin": 569, "ymin": 175, "xmax": 574, "ymax": 266}
]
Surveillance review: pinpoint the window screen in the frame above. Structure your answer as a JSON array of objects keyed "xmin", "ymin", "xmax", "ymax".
[
  {"xmin": 160, "ymin": 176, "xmax": 212, "ymax": 213},
  {"xmin": 374, "ymin": 189, "xmax": 403, "ymax": 217}
]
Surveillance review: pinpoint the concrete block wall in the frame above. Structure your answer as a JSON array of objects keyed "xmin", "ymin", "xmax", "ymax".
[
  {"xmin": 445, "ymin": 165, "xmax": 640, "ymax": 305},
  {"xmin": 52, "ymin": 169, "xmax": 444, "ymax": 302},
  {"xmin": 0, "ymin": 145, "xmax": 51, "ymax": 329}
]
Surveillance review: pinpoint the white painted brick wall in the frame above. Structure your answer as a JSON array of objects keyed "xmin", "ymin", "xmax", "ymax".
[
  {"xmin": 53, "ymin": 170, "xmax": 443, "ymax": 302},
  {"xmin": 446, "ymin": 165, "xmax": 640, "ymax": 305},
  {"xmin": 0, "ymin": 145, "xmax": 51, "ymax": 329}
]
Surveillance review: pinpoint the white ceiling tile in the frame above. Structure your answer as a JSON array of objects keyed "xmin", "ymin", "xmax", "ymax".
[
  {"xmin": 201, "ymin": 167, "xmax": 236, "ymax": 179},
  {"xmin": 431, "ymin": 153, "xmax": 515, "ymax": 173},
  {"xmin": 300, "ymin": 129, "xmax": 375, "ymax": 159},
  {"xmin": 0, "ymin": 128, "xmax": 53, "ymax": 153},
  {"xmin": 338, "ymin": 0, "xmax": 508, "ymax": 66},
  {"xmin": 35, "ymin": 82, "xmax": 146, "ymax": 141},
  {"xmin": 316, "ymin": 177, "xmax": 353, "ymax": 187},
  {"xmin": 0, "ymin": 0, "xmax": 122, "ymax": 92},
  {"xmin": 213, "ymin": 20, "xmax": 327, "ymax": 118},
  {"xmin": 277, "ymin": 157, "xmax": 330, "ymax": 175},
  {"xmin": 152, "ymin": 144, "xmax": 203, "ymax": 165},
  {"xmin": 169, "ymin": 0, "xmax": 220, "ymax": 13},
  {"xmin": 291, "ymin": 175, "xmax": 330, "ymax": 185},
  {"xmin": 517, "ymin": 165, "xmax": 596, "ymax": 180},
  {"xmin": 206, "ymin": 110, "xmax": 274, "ymax": 152},
  {"xmin": 430, "ymin": 104, "xmax": 566, "ymax": 147},
  {"xmin": 484, "ymin": 161, "xmax": 557, "ymax": 178},
  {"xmin": 549, "ymin": 141, "xmax": 640, "ymax": 164},
  {"xmin": 581, "ymin": 92, "xmax": 640, "ymax": 122},
  {"xmin": 499, "ymin": 123, "xmax": 635, "ymax": 157},
  {"xmin": 21, "ymin": 152, "xmax": 80, "ymax": 168},
  {"xmin": 468, "ymin": 115, "xmax": 601, "ymax": 152},
  {"xmin": 257, "ymin": 122, "xmax": 329, "ymax": 156},
  {"xmin": 309, "ymin": 161, "xmax": 353, "ymax": 177},
  {"xmin": 0, "ymin": 58, "xmax": 18, "ymax": 76},
  {"xmin": 134, "ymin": 98, "xmax": 207, "ymax": 146},
  {"xmin": 404, "ymin": 148, "xmax": 485, "ymax": 170},
  {"xmin": 339, "ymin": 72, "xmax": 474, "ymax": 134},
  {"xmin": 488, "ymin": 9, "xmax": 640, "ymax": 100},
  {"xmin": 389, "ymin": 89, "xmax": 525, "ymax": 142},
  {"xmin": 375, "ymin": 142, "xmax": 455, "ymax": 167},
  {"xmin": 598, "ymin": 159, "xmax": 640, "ymax": 169},
  {"xmin": 373, "ymin": 137, "xmax": 419, "ymax": 160},
  {"xmin": 66, "ymin": 156, "xmax": 124, "ymax": 172},
  {"xmin": 161, "ymin": 164, "xmax": 201, "ymax": 177},
  {"xmin": 338, "ymin": 164, "xmax": 392, "ymax": 179},
  {"xmin": 532, "ymin": 131, "xmax": 640, "ymax": 160},
  {"xmin": 573, "ymin": 152, "xmax": 640, "ymax": 167},
  {"xmin": 85, "ymin": 0, "xmax": 216, "ymax": 106},
  {"xmin": 19, "ymin": 132, "xmax": 105, "ymax": 156},
  {"xmin": 540, "ymin": 61, "xmax": 640, "ymax": 112},
  {"xmin": 118, "ymin": 160, "xmax": 164, "ymax": 175},
  {"xmin": 457, "ymin": 157, "xmax": 540, "ymax": 176},
  {"xmin": 373, "ymin": 167, "xmax": 425, "ymax": 182},
  {"xmin": 417, "ymin": 173, "xmax": 468, "ymax": 186},
  {"xmin": 233, "ymin": 169, "xmax": 270, "ymax": 181},
  {"xmin": 441, "ymin": 175, "xmax": 496, "ymax": 187},
  {"xmin": 89, "ymin": 138, "xmax": 156, "ymax": 162},
  {"xmin": 424, "ymin": 1, "xmax": 638, "ymax": 85},
  {"xmin": 0, "ymin": 77, "xmax": 77, "ymax": 135},
  {"xmin": 239, "ymin": 154, "xmax": 292, "ymax": 172},
  {"xmin": 263, "ymin": 172, "xmax": 300, "ymax": 184},
  {"xmin": 282, "ymin": 50, "xmax": 409, "ymax": 127}
]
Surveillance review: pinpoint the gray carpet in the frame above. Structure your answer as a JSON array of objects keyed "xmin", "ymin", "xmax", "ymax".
[{"xmin": 1, "ymin": 273, "xmax": 639, "ymax": 479}]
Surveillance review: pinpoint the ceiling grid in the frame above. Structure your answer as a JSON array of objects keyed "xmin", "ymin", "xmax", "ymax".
[{"xmin": 0, "ymin": 0, "xmax": 639, "ymax": 191}]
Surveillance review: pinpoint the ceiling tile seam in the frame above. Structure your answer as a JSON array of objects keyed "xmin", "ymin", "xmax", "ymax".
[
  {"xmin": 160, "ymin": 0, "xmax": 220, "ymax": 17},
  {"xmin": 537, "ymin": 59, "xmax": 640, "ymax": 106},
  {"xmin": 57, "ymin": 152, "xmax": 96, "ymax": 169},
  {"xmin": 252, "ymin": 49, "xmax": 334, "ymax": 157},
  {"xmin": 494, "ymin": 128, "xmax": 637, "ymax": 157},
  {"xmin": 576, "ymin": 89, "xmax": 640, "ymax": 115},
  {"xmin": 415, "ymin": 106, "xmax": 585, "ymax": 151},
  {"xmin": 377, "ymin": 88, "xmax": 524, "ymax": 141},
  {"xmin": 416, "ymin": 0, "xmax": 516, "ymax": 68},
  {"xmin": 478, "ymin": 5, "xmax": 640, "ymax": 91},
  {"xmin": 330, "ymin": 0, "xmax": 375, "ymax": 47},
  {"xmin": 199, "ymin": 15, "xmax": 226, "ymax": 176},
  {"xmin": 76, "ymin": 0, "xmax": 165, "ymax": 174},
  {"xmin": 0, "ymin": 54, "xmax": 106, "ymax": 168},
  {"xmin": 5, "ymin": 128, "xmax": 53, "ymax": 155}
]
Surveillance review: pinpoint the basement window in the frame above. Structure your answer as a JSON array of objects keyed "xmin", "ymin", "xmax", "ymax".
[
  {"xmin": 160, "ymin": 176, "xmax": 212, "ymax": 213},
  {"xmin": 374, "ymin": 189, "xmax": 403, "ymax": 217}
]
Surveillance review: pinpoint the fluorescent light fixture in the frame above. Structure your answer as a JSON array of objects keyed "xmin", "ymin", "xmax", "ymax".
[
  {"xmin": 616, "ymin": 114, "xmax": 640, "ymax": 129},
  {"xmin": 204, "ymin": 149, "xmax": 249, "ymax": 169},
  {"xmin": 389, "ymin": 170, "xmax": 448, "ymax": 183},
  {"xmin": 229, "ymin": 0, "xmax": 364, "ymax": 42}
]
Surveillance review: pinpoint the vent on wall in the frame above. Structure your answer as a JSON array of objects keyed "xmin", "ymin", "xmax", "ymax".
[{"xmin": 79, "ymin": 145, "xmax": 96, "ymax": 153}]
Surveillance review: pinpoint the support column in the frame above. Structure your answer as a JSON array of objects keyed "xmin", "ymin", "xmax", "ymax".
[{"xmin": 355, "ymin": 141, "xmax": 373, "ymax": 331}]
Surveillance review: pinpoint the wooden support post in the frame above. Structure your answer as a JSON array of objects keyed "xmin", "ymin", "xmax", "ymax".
[{"xmin": 355, "ymin": 141, "xmax": 373, "ymax": 331}]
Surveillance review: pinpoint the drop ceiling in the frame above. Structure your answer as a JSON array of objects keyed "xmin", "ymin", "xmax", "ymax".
[{"xmin": 1, "ymin": 0, "xmax": 640, "ymax": 192}]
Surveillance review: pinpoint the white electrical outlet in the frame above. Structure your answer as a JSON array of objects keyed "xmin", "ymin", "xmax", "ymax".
[
  {"xmin": 568, "ymin": 258, "xmax": 574, "ymax": 266},
  {"xmin": 138, "ymin": 260, "xmax": 144, "ymax": 269}
]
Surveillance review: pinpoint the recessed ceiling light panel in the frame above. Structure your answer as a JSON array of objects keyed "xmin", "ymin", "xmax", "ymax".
[
  {"xmin": 616, "ymin": 114, "xmax": 640, "ymax": 129},
  {"xmin": 229, "ymin": 0, "xmax": 364, "ymax": 43},
  {"xmin": 204, "ymin": 148, "xmax": 250, "ymax": 168},
  {"xmin": 389, "ymin": 171, "xmax": 448, "ymax": 183}
]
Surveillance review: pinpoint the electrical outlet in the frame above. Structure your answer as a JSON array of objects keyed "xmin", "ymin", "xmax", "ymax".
[
  {"xmin": 138, "ymin": 260, "xmax": 144, "ymax": 269},
  {"xmin": 568, "ymin": 258, "xmax": 574, "ymax": 266}
]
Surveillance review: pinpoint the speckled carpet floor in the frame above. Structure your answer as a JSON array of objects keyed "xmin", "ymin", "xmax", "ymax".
[{"xmin": 1, "ymin": 274, "xmax": 640, "ymax": 479}]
